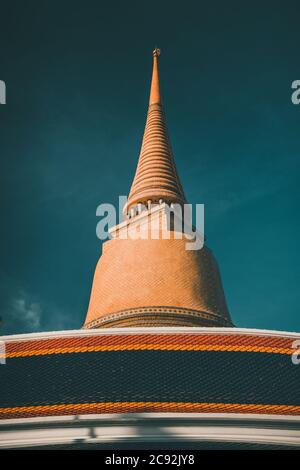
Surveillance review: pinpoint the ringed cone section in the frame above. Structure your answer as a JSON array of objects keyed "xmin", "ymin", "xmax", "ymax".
[{"xmin": 125, "ymin": 49, "xmax": 186, "ymax": 215}]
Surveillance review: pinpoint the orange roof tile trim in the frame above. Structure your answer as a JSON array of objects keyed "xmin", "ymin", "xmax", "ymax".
[{"xmin": 4, "ymin": 333, "xmax": 296, "ymax": 358}]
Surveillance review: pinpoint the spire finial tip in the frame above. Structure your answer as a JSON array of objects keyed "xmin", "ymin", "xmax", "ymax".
[{"xmin": 153, "ymin": 47, "xmax": 161, "ymax": 57}]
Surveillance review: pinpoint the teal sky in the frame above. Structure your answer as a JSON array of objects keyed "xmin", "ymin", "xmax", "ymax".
[{"xmin": 0, "ymin": 0, "xmax": 299, "ymax": 335}]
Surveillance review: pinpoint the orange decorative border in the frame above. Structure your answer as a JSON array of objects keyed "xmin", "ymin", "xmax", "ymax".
[
  {"xmin": 1, "ymin": 401, "xmax": 300, "ymax": 419},
  {"xmin": 4, "ymin": 333, "xmax": 296, "ymax": 358}
]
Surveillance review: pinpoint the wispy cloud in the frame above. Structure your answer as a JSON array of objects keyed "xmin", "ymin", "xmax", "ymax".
[
  {"xmin": 10, "ymin": 297, "xmax": 42, "ymax": 330},
  {"xmin": 0, "ymin": 272, "xmax": 78, "ymax": 335}
]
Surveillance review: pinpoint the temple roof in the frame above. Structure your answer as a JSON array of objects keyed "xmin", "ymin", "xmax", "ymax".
[{"xmin": 125, "ymin": 49, "xmax": 186, "ymax": 214}]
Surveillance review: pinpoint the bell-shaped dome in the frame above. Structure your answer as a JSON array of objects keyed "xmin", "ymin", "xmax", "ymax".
[{"xmin": 84, "ymin": 236, "xmax": 232, "ymax": 328}]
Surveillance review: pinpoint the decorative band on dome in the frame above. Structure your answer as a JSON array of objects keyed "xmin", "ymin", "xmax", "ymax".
[{"xmin": 83, "ymin": 306, "xmax": 234, "ymax": 329}]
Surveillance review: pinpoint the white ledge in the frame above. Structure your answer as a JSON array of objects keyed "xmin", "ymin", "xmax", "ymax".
[{"xmin": 1, "ymin": 326, "xmax": 300, "ymax": 342}]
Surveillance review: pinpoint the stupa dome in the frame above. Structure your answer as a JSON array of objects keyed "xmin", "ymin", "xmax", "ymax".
[
  {"xmin": 84, "ymin": 236, "xmax": 232, "ymax": 328},
  {"xmin": 84, "ymin": 49, "xmax": 233, "ymax": 328}
]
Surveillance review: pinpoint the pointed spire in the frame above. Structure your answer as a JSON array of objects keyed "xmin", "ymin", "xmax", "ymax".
[
  {"xmin": 125, "ymin": 48, "xmax": 186, "ymax": 215},
  {"xmin": 149, "ymin": 48, "xmax": 161, "ymax": 105}
]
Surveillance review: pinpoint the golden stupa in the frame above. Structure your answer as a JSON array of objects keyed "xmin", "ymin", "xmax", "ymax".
[{"xmin": 84, "ymin": 49, "xmax": 233, "ymax": 328}]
